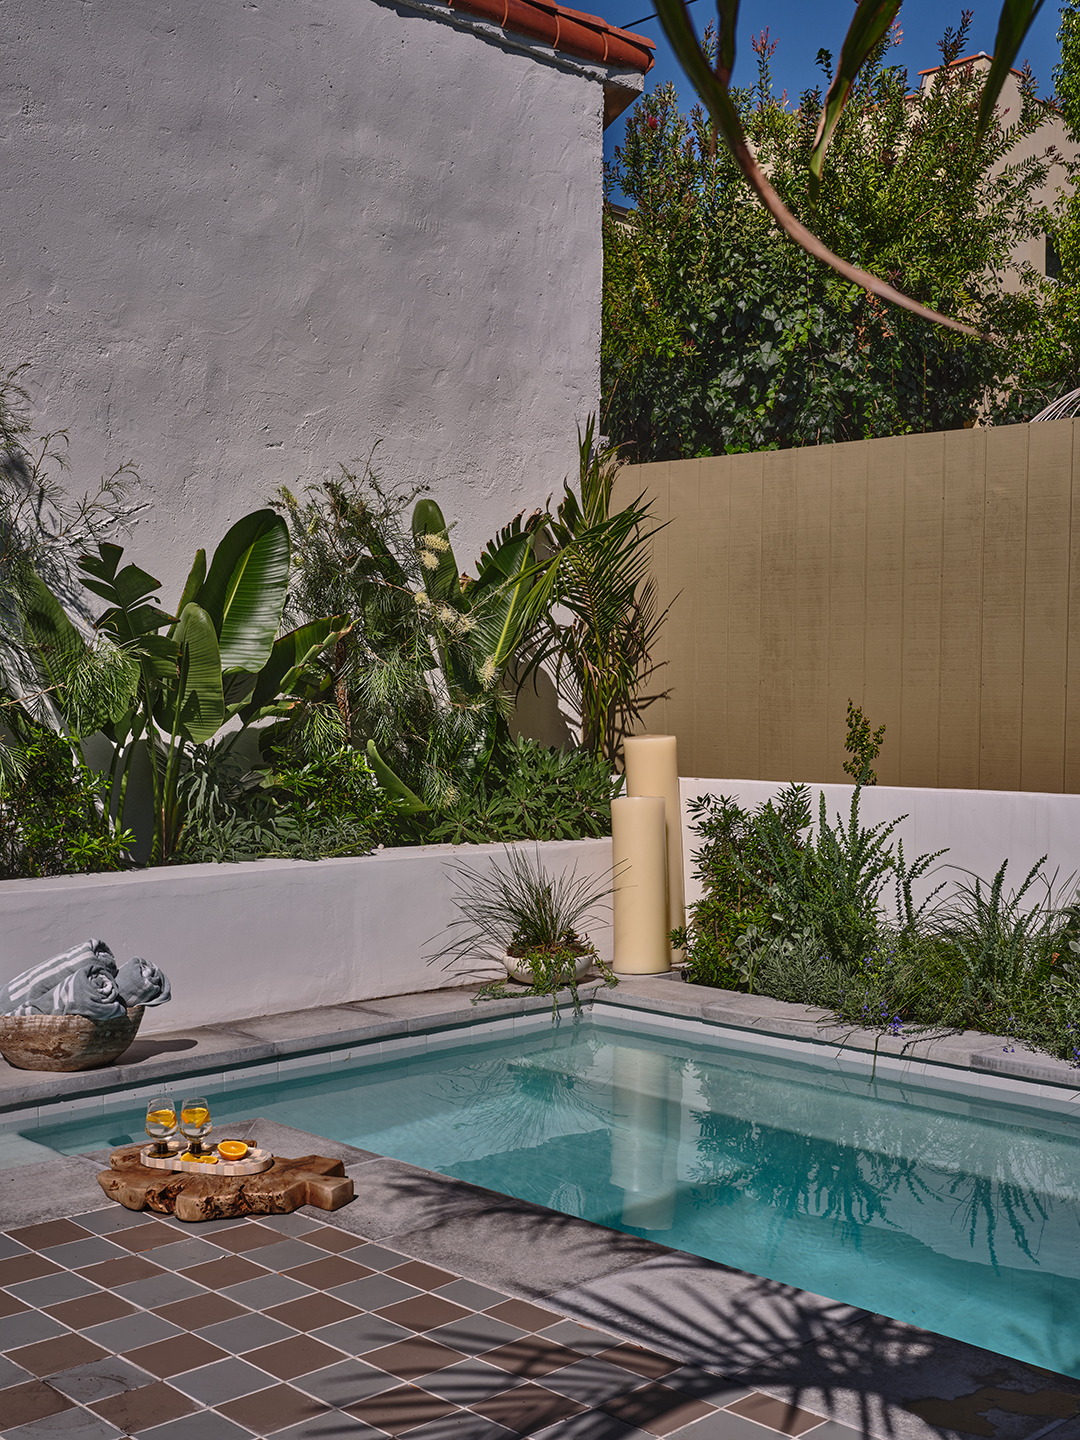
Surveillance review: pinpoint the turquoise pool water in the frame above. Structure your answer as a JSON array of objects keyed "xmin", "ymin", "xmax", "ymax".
[{"xmin": 23, "ymin": 1018, "xmax": 1080, "ymax": 1378}]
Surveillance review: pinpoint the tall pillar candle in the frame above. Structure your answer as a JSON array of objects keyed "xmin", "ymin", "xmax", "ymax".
[
  {"xmin": 611, "ymin": 795, "xmax": 670, "ymax": 973},
  {"xmin": 622, "ymin": 735, "xmax": 685, "ymax": 955}
]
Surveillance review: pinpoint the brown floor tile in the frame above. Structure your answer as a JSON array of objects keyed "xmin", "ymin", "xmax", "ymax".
[
  {"xmin": 307, "ymin": 1228, "xmax": 373, "ymax": 1254},
  {"xmin": 6, "ymin": 1333, "xmax": 109, "ymax": 1378},
  {"xmin": 0, "ymin": 1292, "xmax": 29, "ymax": 1318},
  {"xmin": 474, "ymin": 1382, "xmax": 586, "ymax": 1434},
  {"xmin": 603, "ymin": 1383, "xmax": 716, "ymax": 1436},
  {"xmin": 366, "ymin": 1337, "xmax": 467, "ymax": 1381},
  {"xmin": 265, "ymin": 1293, "xmax": 360, "ymax": 1332},
  {"xmin": 91, "ymin": 1378, "xmax": 198, "ymax": 1431},
  {"xmin": 244, "ymin": 1334, "xmax": 345, "ymax": 1380},
  {"xmin": 78, "ymin": 1254, "xmax": 165, "ymax": 1288},
  {"xmin": 154, "ymin": 1292, "xmax": 247, "ymax": 1330},
  {"xmin": 44, "ymin": 1292, "xmax": 137, "ymax": 1330},
  {"xmin": 484, "ymin": 1339, "xmax": 584, "ymax": 1379},
  {"xmin": 387, "ymin": 1261, "xmax": 459, "ymax": 1292},
  {"xmin": 0, "ymin": 1379, "xmax": 75, "ymax": 1428},
  {"xmin": 0, "ymin": 1253, "xmax": 62, "ymax": 1286},
  {"xmin": 8, "ymin": 1218, "xmax": 92, "ymax": 1250},
  {"xmin": 219, "ymin": 1381, "xmax": 330, "ymax": 1434},
  {"xmin": 213, "ymin": 1222, "xmax": 285, "ymax": 1254},
  {"xmin": 378, "ymin": 1295, "xmax": 472, "ymax": 1333},
  {"xmin": 183, "ymin": 1253, "xmax": 268, "ymax": 1289},
  {"xmin": 346, "ymin": 1383, "xmax": 459, "ymax": 1435},
  {"xmin": 595, "ymin": 1345, "xmax": 680, "ymax": 1381},
  {"xmin": 109, "ymin": 1219, "xmax": 182, "ymax": 1253},
  {"xmin": 484, "ymin": 1301, "xmax": 564, "ymax": 1333},
  {"xmin": 725, "ymin": 1392, "xmax": 826, "ymax": 1436},
  {"xmin": 125, "ymin": 1332, "xmax": 229, "ymax": 1378},
  {"xmin": 285, "ymin": 1255, "xmax": 374, "ymax": 1290}
]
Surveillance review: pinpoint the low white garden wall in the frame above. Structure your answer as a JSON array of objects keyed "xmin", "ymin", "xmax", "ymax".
[
  {"xmin": 680, "ymin": 778, "xmax": 1080, "ymax": 911},
  {"xmin": 0, "ymin": 839, "xmax": 613, "ymax": 1036}
]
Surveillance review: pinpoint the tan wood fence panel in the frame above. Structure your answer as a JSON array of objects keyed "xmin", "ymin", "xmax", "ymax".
[{"xmin": 615, "ymin": 419, "xmax": 1080, "ymax": 791}]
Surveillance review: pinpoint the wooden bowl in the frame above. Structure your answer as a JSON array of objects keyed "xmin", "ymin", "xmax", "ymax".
[{"xmin": 0, "ymin": 1007, "xmax": 145, "ymax": 1071}]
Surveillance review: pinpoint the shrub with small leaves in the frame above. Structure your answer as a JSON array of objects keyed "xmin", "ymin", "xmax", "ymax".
[{"xmin": 0, "ymin": 726, "xmax": 132, "ymax": 879}]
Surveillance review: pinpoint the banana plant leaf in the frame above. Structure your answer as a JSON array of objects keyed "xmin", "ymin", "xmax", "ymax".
[
  {"xmin": 158, "ymin": 602, "xmax": 225, "ymax": 744},
  {"xmin": 413, "ymin": 498, "xmax": 460, "ymax": 605},
  {"xmin": 366, "ymin": 739, "xmax": 429, "ymax": 814},
  {"xmin": 237, "ymin": 616, "xmax": 350, "ymax": 725},
  {"xmin": 195, "ymin": 509, "xmax": 290, "ymax": 674}
]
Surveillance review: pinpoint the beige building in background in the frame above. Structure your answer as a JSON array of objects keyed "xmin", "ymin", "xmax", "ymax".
[{"xmin": 917, "ymin": 52, "xmax": 1079, "ymax": 282}]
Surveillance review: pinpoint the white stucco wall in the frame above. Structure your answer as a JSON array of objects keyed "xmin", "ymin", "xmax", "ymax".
[
  {"xmin": 0, "ymin": 838, "xmax": 614, "ymax": 1036},
  {"xmin": 1, "ymin": 0, "xmax": 619, "ymax": 594}
]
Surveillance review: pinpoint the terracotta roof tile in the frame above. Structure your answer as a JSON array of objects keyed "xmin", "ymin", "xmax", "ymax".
[{"xmin": 439, "ymin": 0, "xmax": 655, "ymax": 72}]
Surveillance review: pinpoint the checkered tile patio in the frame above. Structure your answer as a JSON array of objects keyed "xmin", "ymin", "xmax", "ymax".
[{"xmin": 0, "ymin": 1206, "xmax": 845, "ymax": 1440}]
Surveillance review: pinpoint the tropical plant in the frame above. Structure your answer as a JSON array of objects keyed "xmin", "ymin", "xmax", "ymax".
[
  {"xmin": 427, "ymin": 846, "xmax": 617, "ymax": 1015},
  {"xmin": 73, "ymin": 510, "xmax": 347, "ymax": 863},
  {"xmin": 650, "ymin": 0, "xmax": 1048, "ymax": 333},
  {"xmin": 271, "ymin": 461, "xmax": 557, "ymax": 811},
  {"xmin": 523, "ymin": 420, "xmax": 671, "ymax": 763},
  {"xmin": 603, "ymin": 18, "xmax": 1055, "ymax": 460}
]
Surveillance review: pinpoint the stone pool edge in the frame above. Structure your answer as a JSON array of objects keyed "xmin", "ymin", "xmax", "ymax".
[{"xmin": 2, "ymin": 972, "xmax": 1079, "ymax": 1122}]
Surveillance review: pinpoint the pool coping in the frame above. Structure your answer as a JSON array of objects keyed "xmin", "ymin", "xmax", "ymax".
[{"xmin": 1, "ymin": 973, "xmax": 1079, "ymax": 1121}]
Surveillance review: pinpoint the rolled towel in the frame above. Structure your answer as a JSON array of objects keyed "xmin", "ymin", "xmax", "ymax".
[
  {"xmin": 30, "ymin": 962, "xmax": 127, "ymax": 1021},
  {"xmin": 116, "ymin": 958, "xmax": 171, "ymax": 1008},
  {"xmin": 0, "ymin": 940, "xmax": 116, "ymax": 1016}
]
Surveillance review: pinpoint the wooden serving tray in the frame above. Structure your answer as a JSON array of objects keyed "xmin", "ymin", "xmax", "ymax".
[
  {"xmin": 139, "ymin": 1143, "xmax": 274, "ymax": 1176},
  {"xmin": 99, "ymin": 1143, "xmax": 354, "ymax": 1221}
]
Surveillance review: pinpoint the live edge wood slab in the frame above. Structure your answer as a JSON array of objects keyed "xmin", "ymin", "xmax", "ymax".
[{"xmin": 98, "ymin": 1144, "xmax": 354, "ymax": 1221}]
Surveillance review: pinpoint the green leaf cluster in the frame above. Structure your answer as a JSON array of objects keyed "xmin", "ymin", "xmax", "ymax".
[
  {"xmin": 604, "ymin": 17, "xmax": 1058, "ymax": 459},
  {"xmin": 0, "ymin": 726, "xmax": 133, "ymax": 879},
  {"xmin": 426, "ymin": 736, "xmax": 623, "ymax": 845}
]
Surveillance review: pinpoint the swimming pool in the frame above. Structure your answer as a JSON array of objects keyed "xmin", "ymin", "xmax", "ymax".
[{"xmin": 19, "ymin": 1014, "xmax": 1080, "ymax": 1379}]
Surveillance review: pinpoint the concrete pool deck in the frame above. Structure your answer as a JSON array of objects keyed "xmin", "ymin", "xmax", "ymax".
[{"xmin": 1, "ymin": 978, "xmax": 1079, "ymax": 1440}]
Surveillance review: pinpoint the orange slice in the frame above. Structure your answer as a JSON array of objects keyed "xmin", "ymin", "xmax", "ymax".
[{"xmin": 216, "ymin": 1140, "xmax": 249, "ymax": 1160}]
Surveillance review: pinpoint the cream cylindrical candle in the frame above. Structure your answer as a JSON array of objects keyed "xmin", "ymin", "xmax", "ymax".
[
  {"xmin": 622, "ymin": 735, "xmax": 685, "ymax": 954},
  {"xmin": 611, "ymin": 795, "xmax": 670, "ymax": 973}
]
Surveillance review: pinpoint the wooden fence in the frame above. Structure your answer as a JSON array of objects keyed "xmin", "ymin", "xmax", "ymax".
[{"xmin": 613, "ymin": 419, "xmax": 1080, "ymax": 791}]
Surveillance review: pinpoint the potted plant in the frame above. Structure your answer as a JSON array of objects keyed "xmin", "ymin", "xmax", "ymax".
[{"xmin": 429, "ymin": 846, "xmax": 616, "ymax": 1014}]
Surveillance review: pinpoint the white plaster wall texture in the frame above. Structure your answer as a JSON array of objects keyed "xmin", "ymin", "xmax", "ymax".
[
  {"xmin": 0, "ymin": 838, "xmax": 614, "ymax": 1035},
  {"xmin": 0, "ymin": 0, "xmax": 604, "ymax": 596},
  {"xmin": 679, "ymin": 778, "xmax": 1080, "ymax": 911}
]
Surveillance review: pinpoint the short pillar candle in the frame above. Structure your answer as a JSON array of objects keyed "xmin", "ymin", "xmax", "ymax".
[
  {"xmin": 622, "ymin": 734, "xmax": 685, "ymax": 955},
  {"xmin": 611, "ymin": 795, "xmax": 670, "ymax": 973}
]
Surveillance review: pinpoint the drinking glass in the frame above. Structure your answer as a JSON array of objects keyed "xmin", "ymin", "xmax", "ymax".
[
  {"xmin": 145, "ymin": 1097, "xmax": 178, "ymax": 1156},
  {"xmin": 179, "ymin": 1096, "xmax": 212, "ymax": 1156}
]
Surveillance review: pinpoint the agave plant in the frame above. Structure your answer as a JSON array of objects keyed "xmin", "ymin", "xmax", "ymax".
[{"xmin": 427, "ymin": 845, "xmax": 617, "ymax": 1015}]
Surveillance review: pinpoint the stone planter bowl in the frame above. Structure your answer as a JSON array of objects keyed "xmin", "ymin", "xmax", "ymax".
[
  {"xmin": 0, "ymin": 1007, "xmax": 145, "ymax": 1072},
  {"xmin": 503, "ymin": 951, "xmax": 595, "ymax": 985}
]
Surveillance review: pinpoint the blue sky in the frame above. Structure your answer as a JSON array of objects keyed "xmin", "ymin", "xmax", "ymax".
[{"xmin": 596, "ymin": 0, "xmax": 1067, "ymax": 192}]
